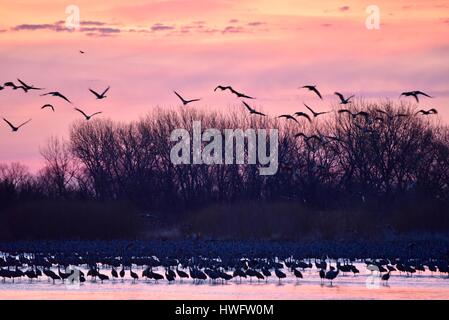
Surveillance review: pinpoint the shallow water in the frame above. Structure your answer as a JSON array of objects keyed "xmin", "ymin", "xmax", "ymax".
[{"xmin": 1, "ymin": 264, "xmax": 448, "ymax": 300}]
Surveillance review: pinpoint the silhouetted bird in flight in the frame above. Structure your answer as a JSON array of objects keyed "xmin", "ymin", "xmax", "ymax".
[
  {"xmin": 338, "ymin": 109, "xmax": 369, "ymax": 120},
  {"xmin": 301, "ymin": 85, "xmax": 323, "ymax": 99},
  {"xmin": 17, "ymin": 79, "xmax": 43, "ymax": 91},
  {"xmin": 242, "ymin": 101, "xmax": 266, "ymax": 116},
  {"xmin": 335, "ymin": 92, "xmax": 354, "ymax": 104},
  {"xmin": 293, "ymin": 111, "xmax": 312, "ymax": 122},
  {"xmin": 89, "ymin": 86, "xmax": 110, "ymax": 100},
  {"xmin": 294, "ymin": 132, "xmax": 322, "ymax": 143},
  {"xmin": 4, "ymin": 81, "xmax": 27, "ymax": 92},
  {"xmin": 41, "ymin": 104, "xmax": 55, "ymax": 112},
  {"xmin": 80, "ymin": 50, "xmax": 85, "ymax": 54},
  {"xmin": 303, "ymin": 104, "xmax": 329, "ymax": 118},
  {"xmin": 277, "ymin": 114, "xmax": 300, "ymax": 124},
  {"xmin": 174, "ymin": 91, "xmax": 200, "ymax": 106},
  {"xmin": 400, "ymin": 91, "xmax": 432, "ymax": 103},
  {"xmin": 41, "ymin": 91, "xmax": 71, "ymax": 104},
  {"xmin": 0, "ymin": 85, "xmax": 3, "ymax": 91},
  {"xmin": 74, "ymin": 108, "xmax": 102, "ymax": 120},
  {"xmin": 3, "ymin": 118, "xmax": 32, "ymax": 132},
  {"xmin": 416, "ymin": 108, "xmax": 437, "ymax": 116},
  {"xmin": 214, "ymin": 85, "xmax": 255, "ymax": 99}
]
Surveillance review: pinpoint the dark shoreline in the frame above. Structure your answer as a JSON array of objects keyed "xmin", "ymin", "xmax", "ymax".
[{"xmin": 1, "ymin": 239, "xmax": 449, "ymax": 259}]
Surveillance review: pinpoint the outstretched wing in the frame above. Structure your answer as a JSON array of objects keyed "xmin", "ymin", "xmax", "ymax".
[
  {"xmin": 90, "ymin": 112, "xmax": 103, "ymax": 118},
  {"xmin": 89, "ymin": 88, "xmax": 101, "ymax": 98},
  {"xmin": 101, "ymin": 86, "xmax": 110, "ymax": 96},
  {"xmin": 242, "ymin": 101, "xmax": 255, "ymax": 113},
  {"xmin": 75, "ymin": 108, "xmax": 89, "ymax": 118},
  {"xmin": 57, "ymin": 92, "xmax": 71, "ymax": 103},
  {"xmin": 311, "ymin": 87, "xmax": 323, "ymax": 99},
  {"xmin": 3, "ymin": 118, "xmax": 16, "ymax": 130},
  {"xmin": 18, "ymin": 119, "xmax": 32, "ymax": 128},
  {"xmin": 295, "ymin": 112, "xmax": 312, "ymax": 122},
  {"xmin": 416, "ymin": 91, "xmax": 432, "ymax": 98},
  {"xmin": 334, "ymin": 92, "xmax": 345, "ymax": 102},
  {"xmin": 174, "ymin": 91, "xmax": 186, "ymax": 103}
]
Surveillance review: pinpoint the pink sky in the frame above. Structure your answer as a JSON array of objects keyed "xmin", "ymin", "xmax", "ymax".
[{"xmin": 0, "ymin": 0, "xmax": 448, "ymax": 170}]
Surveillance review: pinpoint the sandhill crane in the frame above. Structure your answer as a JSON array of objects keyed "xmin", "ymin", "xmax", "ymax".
[
  {"xmin": 293, "ymin": 112, "xmax": 312, "ymax": 122},
  {"xmin": 98, "ymin": 272, "xmax": 109, "ymax": 283},
  {"xmin": 214, "ymin": 85, "xmax": 255, "ymax": 99},
  {"xmin": 176, "ymin": 267, "xmax": 189, "ymax": 282},
  {"xmin": 41, "ymin": 91, "xmax": 71, "ymax": 103},
  {"xmin": 130, "ymin": 267, "xmax": 139, "ymax": 282},
  {"xmin": 4, "ymin": 81, "xmax": 27, "ymax": 92},
  {"xmin": 335, "ymin": 92, "xmax": 354, "ymax": 104},
  {"xmin": 43, "ymin": 269, "xmax": 61, "ymax": 284},
  {"xmin": 304, "ymin": 104, "xmax": 330, "ymax": 118},
  {"xmin": 381, "ymin": 272, "xmax": 391, "ymax": 285},
  {"xmin": 74, "ymin": 108, "xmax": 102, "ymax": 120},
  {"xmin": 41, "ymin": 104, "xmax": 55, "ymax": 112},
  {"xmin": 277, "ymin": 114, "xmax": 300, "ymax": 124},
  {"xmin": 2, "ymin": 118, "xmax": 32, "ymax": 132},
  {"xmin": 300, "ymin": 85, "xmax": 323, "ymax": 99},
  {"xmin": 174, "ymin": 91, "xmax": 200, "ymax": 106},
  {"xmin": 17, "ymin": 79, "xmax": 43, "ymax": 91},
  {"xmin": 89, "ymin": 86, "xmax": 110, "ymax": 100},
  {"xmin": 292, "ymin": 268, "xmax": 303, "ymax": 281},
  {"xmin": 242, "ymin": 101, "xmax": 266, "ymax": 116},
  {"xmin": 400, "ymin": 90, "xmax": 432, "ymax": 103},
  {"xmin": 338, "ymin": 109, "xmax": 369, "ymax": 120},
  {"xmin": 325, "ymin": 268, "xmax": 339, "ymax": 286},
  {"xmin": 416, "ymin": 108, "xmax": 437, "ymax": 116},
  {"xmin": 274, "ymin": 268, "xmax": 286, "ymax": 283},
  {"xmin": 111, "ymin": 267, "xmax": 118, "ymax": 280}
]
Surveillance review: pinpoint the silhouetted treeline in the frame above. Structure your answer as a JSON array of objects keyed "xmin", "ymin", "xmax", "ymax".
[{"xmin": 1, "ymin": 100, "xmax": 449, "ymax": 240}]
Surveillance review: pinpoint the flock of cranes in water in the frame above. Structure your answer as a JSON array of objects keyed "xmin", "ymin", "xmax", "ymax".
[
  {"xmin": 1, "ymin": 251, "xmax": 448, "ymax": 287},
  {"xmin": 0, "ymin": 52, "xmax": 438, "ymax": 139}
]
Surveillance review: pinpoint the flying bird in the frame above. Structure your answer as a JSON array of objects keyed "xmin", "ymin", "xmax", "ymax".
[
  {"xmin": 416, "ymin": 108, "xmax": 438, "ymax": 116},
  {"xmin": 303, "ymin": 104, "xmax": 330, "ymax": 118},
  {"xmin": 74, "ymin": 108, "xmax": 102, "ymax": 120},
  {"xmin": 17, "ymin": 79, "xmax": 43, "ymax": 91},
  {"xmin": 293, "ymin": 111, "xmax": 312, "ymax": 122},
  {"xmin": 3, "ymin": 118, "xmax": 32, "ymax": 132},
  {"xmin": 4, "ymin": 81, "xmax": 27, "ymax": 92},
  {"xmin": 301, "ymin": 85, "xmax": 323, "ymax": 99},
  {"xmin": 89, "ymin": 86, "xmax": 110, "ymax": 100},
  {"xmin": 214, "ymin": 85, "xmax": 255, "ymax": 99},
  {"xmin": 174, "ymin": 91, "xmax": 201, "ymax": 106},
  {"xmin": 41, "ymin": 91, "xmax": 71, "ymax": 104},
  {"xmin": 41, "ymin": 104, "xmax": 55, "ymax": 112},
  {"xmin": 242, "ymin": 101, "xmax": 266, "ymax": 116},
  {"xmin": 400, "ymin": 91, "xmax": 432, "ymax": 103},
  {"xmin": 294, "ymin": 132, "xmax": 322, "ymax": 142},
  {"xmin": 277, "ymin": 114, "xmax": 300, "ymax": 124},
  {"xmin": 335, "ymin": 92, "xmax": 354, "ymax": 104},
  {"xmin": 0, "ymin": 85, "xmax": 3, "ymax": 91},
  {"xmin": 338, "ymin": 109, "xmax": 369, "ymax": 120},
  {"xmin": 80, "ymin": 50, "xmax": 85, "ymax": 54}
]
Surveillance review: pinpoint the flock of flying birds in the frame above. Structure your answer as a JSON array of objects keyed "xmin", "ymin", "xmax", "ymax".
[
  {"xmin": 0, "ymin": 70, "xmax": 436, "ymax": 138},
  {"xmin": 0, "ymin": 78, "xmax": 109, "ymax": 132}
]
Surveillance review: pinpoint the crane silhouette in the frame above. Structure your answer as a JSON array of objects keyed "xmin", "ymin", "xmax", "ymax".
[
  {"xmin": 335, "ymin": 92, "xmax": 354, "ymax": 104},
  {"xmin": 242, "ymin": 101, "xmax": 266, "ymax": 116},
  {"xmin": 41, "ymin": 104, "xmax": 55, "ymax": 112},
  {"xmin": 74, "ymin": 108, "xmax": 102, "ymax": 120},
  {"xmin": 89, "ymin": 86, "xmax": 110, "ymax": 100},
  {"xmin": 174, "ymin": 91, "xmax": 201, "ymax": 106},
  {"xmin": 214, "ymin": 85, "xmax": 255, "ymax": 99},
  {"xmin": 41, "ymin": 91, "xmax": 71, "ymax": 103},
  {"xmin": 300, "ymin": 85, "xmax": 323, "ymax": 99},
  {"xmin": 400, "ymin": 90, "xmax": 432, "ymax": 103},
  {"xmin": 3, "ymin": 118, "xmax": 32, "ymax": 132}
]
